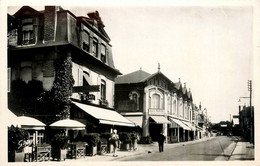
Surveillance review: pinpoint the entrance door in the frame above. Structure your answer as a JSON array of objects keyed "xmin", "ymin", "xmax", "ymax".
[{"xmin": 149, "ymin": 123, "xmax": 163, "ymax": 142}]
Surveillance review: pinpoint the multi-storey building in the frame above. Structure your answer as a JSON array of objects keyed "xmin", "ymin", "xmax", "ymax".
[
  {"xmin": 115, "ymin": 68, "xmax": 198, "ymax": 143},
  {"xmin": 8, "ymin": 6, "xmax": 135, "ymax": 143}
]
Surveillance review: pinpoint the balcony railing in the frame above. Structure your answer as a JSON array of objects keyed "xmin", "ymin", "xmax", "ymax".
[{"xmin": 148, "ymin": 108, "xmax": 165, "ymax": 115}]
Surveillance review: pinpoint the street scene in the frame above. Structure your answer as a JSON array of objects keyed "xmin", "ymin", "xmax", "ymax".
[{"xmin": 3, "ymin": 1, "xmax": 257, "ymax": 164}]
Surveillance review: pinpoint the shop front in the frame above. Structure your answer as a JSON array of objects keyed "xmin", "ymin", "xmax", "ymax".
[{"xmin": 148, "ymin": 115, "xmax": 171, "ymax": 142}]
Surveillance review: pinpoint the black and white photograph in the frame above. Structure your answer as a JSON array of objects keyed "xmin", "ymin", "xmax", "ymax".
[{"xmin": 1, "ymin": 0, "xmax": 259, "ymax": 165}]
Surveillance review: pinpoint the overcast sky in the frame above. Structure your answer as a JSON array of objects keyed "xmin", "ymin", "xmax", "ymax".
[{"xmin": 7, "ymin": 2, "xmax": 256, "ymax": 123}]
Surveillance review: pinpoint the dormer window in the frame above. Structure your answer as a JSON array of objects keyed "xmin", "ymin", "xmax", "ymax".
[
  {"xmin": 101, "ymin": 44, "xmax": 106, "ymax": 63},
  {"xmin": 82, "ymin": 30, "xmax": 90, "ymax": 52},
  {"xmin": 21, "ymin": 18, "xmax": 35, "ymax": 45},
  {"xmin": 93, "ymin": 38, "xmax": 98, "ymax": 57}
]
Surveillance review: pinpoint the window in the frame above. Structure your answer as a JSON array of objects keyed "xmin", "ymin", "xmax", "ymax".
[
  {"xmin": 129, "ymin": 91, "xmax": 140, "ymax": 110},
  {"xmin": 82, "ymin": 31, "xmax": 90, "ymax": 52},
  {"xmin": 151, "ymin": 94, "xmax": 160, "ymax": 108},
  {"xmin": 101, "ymin": 44, "xmax": 106, "ymax": 63},
  {"xmin": 8, "ymin": 68, "xmax": 11, "ymax": 92},
  {"xmin": 93, "ymin": 38, "xmax": 98, "ymax": 57},
  {"xmin": 37, "ymin": 132, "xmax": 44, "ymax": 144},
  {"xmin": 21, "ymin": 18, "xmax": 35, "ymax": 45},
  {"xmin": 101, "ymin": 79, "xmax": 106, "ymax": 100}
]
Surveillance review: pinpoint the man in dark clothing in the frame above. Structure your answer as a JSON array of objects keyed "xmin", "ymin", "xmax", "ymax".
[{"xmin": 158, "ymin": 132, "xmax": 165, "ymax": 152}]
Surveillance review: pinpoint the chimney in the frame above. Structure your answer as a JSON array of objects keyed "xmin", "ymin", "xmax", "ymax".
[{"xmin": 44, "ymin": 6, "xmax": 59, "ymax": 42}]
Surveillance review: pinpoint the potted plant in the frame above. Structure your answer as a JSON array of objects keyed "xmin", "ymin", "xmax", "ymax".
[
  {"xmin": 51, "ymin": 134, "xmax": 69, "ymax": 161},
  {"xmin": 84, "ymin": 133, "xmax": 100, "ymax": 156},
  {"xmin": 99, "ymin": 132, "xmax": 112, "ymax": 154},
  {"xmin": 8, "ymin": 125, "xmax": 29, "ymax": 162},
  {"xmin": 118, "ymin": 132, "xmax": 131, "ymax": 151}
]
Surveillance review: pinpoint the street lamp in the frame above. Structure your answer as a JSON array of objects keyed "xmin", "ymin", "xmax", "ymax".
[
  {"xmin": 203, "ymin": 108, "xmax": 208, "ymax": 136},
  {"xmin": 238, "ymin": 80, "xmax": 253, "ymax": 144}
]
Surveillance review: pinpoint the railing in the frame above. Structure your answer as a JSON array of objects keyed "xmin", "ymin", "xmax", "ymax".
[{"xmin": 148, "ymin": 108, "xmax": 165, "ymax": 115}]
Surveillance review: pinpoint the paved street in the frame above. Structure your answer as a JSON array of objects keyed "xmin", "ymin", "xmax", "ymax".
[
  {"xmin": 62, "ymin": 136, "xmax": 253, "ymax": 162},
  {"xmin": 114, "ymin": 136, "xmax": 237, "ymax": 161}
]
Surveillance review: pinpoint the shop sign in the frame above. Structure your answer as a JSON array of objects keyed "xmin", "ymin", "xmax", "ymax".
[{"xmin": 86, "ymin": 94, "xmax": 95, "ymax": 101}]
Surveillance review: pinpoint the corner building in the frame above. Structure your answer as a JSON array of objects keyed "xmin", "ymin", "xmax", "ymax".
[
  {"xmin": 8, "ymin": 6, "xmax": 135, "ymax": 143},
  {"xmin": 115, "ymin": 69, "xmax": 198, "ymax": 143}
]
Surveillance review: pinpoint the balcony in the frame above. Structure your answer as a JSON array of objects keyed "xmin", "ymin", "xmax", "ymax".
[{"xmin": 148, "ymin": 108, "xmax": 165, "ymax": 115}]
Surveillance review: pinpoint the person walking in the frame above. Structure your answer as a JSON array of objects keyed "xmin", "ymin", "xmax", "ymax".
[
  {"xmin": 110, "ymin": 129, "xmax": 119, "ymax": 157},
  {"xmin": 158, "ymin": 132, "xmax": 165, "ymax": 152},
  {"xmin": 130, "ymin": 131, "xmax": 137, "ymax": 151}
]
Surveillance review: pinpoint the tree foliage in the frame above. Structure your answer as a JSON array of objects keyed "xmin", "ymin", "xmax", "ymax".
[{"xmin": 8, "ymin": 56, "xmax": 75, "ymax": 125}]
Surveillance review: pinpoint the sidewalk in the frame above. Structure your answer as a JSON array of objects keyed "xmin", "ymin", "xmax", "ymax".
[
  {"xmin": 229, "ymin": 137, "xmax": 255, "ymax": 161},
  {"xmin": 64, "ymin": 136, "xmax": 216, "ymax": 162}
]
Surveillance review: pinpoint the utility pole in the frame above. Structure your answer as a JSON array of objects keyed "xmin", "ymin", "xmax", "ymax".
[
  {"xmin": 248, "ymin": 80, "xmax": 253, "ymax": 144},
  {"xmin": 238, "ymin": 80, "xmax": 253, "ymax": 144}
]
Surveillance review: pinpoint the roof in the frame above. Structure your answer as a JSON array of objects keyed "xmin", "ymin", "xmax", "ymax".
[
  {"xmin": 115, "ymin": 69, "xmax": 151, "ymax": 84},
  {"xmin": 14, "ymin": 6, "xmax": 43, "ymax": 17},
  {"xmin": 174, "ymin": 82, "xmax": 182, "ymax": 90}
]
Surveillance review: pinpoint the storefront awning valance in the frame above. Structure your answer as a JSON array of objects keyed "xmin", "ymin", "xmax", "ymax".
[
  {"xmin": 150, "ymin": 116, "xmax": 171, "ymax": 124},
  {"xmin": 169, "ymin": 117, "xmax": 191, "ymax": 131},
  {"xmin": 125, "ymin": 116, "xmax": 143, "ymax": 127},
  {"xmin": 72, "ymin": 101, "xmax": 135, "ymax": 127},
  {"xmin": 49, "ymin": 119, "xmax": 85, "ymax": 130},
  {"xmin": 182, "ymin": 121, "xmax": 196, "ymax": 131}
]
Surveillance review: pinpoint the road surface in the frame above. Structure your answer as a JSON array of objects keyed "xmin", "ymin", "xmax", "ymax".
[{"xmin": 115, "ymin": 136, "xmax": 238, "ymax": 161}]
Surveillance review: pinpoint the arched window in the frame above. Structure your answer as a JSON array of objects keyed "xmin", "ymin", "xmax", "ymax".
[
  {"xmin": 151, "ymin": 94, "xmax": 160, "ymax": 109},
  {"xmin": 129, "ymin": 91, "xmax": 140, "ymax": 110}
]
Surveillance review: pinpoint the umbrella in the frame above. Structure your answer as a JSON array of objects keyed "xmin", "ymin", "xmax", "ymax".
[
  {"xmin": 49, "ymin": 119, "xmax": 85, "ymax": 130},
  {"xmin": 7, "ymin": 110, "xmax": 20, "ymax": 127},
  {"xmin": 17, "ymin": 116, "xmax": 46, "ymax": 130}
]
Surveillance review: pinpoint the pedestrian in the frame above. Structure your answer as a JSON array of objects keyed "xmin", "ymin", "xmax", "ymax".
[
  {"xmin": 158, "ymin": 132, "xmax": 165, "ymax": 152},
  {"xmin": 109, "ymin": 129, "xmax": 119, "ymax": 157},
  {"xmin": 130, "ymin": 131, "xmax": 137, "ymax": 151}
]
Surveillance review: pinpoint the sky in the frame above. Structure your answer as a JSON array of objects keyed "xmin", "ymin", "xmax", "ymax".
[{"xmin": 6, "ymin": 2, "xmax": 257, "ymax": 123}]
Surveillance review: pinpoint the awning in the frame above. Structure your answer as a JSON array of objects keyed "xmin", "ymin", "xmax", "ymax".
[
  {"xmin": 182, "ymin": 121, "xmax": 196, "ymax": 131},
  {"xmin": 169, "ymin": 117, "xmax": 191, "ymax": 131},
  {"xmin": 125, "ymin": 116, "xmax": 143, "ymax": 127},
  {"xmin": 195, "ymin": 125, "xmax": 203, "ymax": 131},
  {"xmin": 49, "ymin": 119, "xmax": 85, "ymax": 130},
  {"xmin": 150, "ymin": 116, "xmax": 171, "ymax": 124},
  {"xmin": 72, "ymin": 101, "xmax": 135, "ymax": 127}
]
